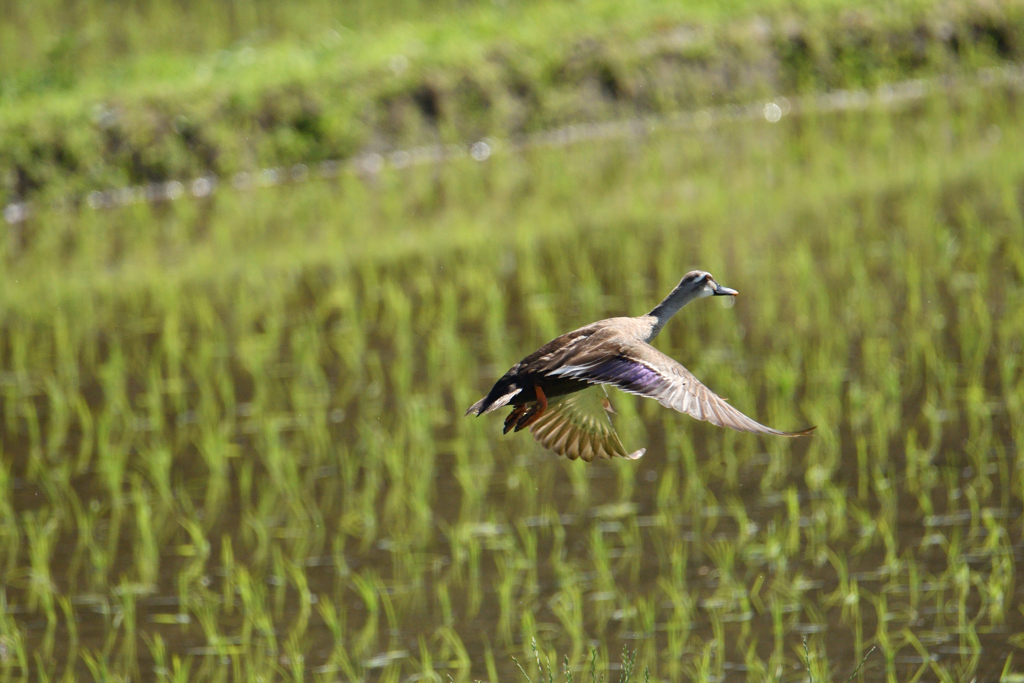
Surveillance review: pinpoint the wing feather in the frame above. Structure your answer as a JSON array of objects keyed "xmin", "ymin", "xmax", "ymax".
[
  {"xmin": 528, "ymin": 390, "xmax": 645, "ymax": 462},
  {"xmin": 547, "ymin": 340, "xmax": 814, "ymax": 437}
]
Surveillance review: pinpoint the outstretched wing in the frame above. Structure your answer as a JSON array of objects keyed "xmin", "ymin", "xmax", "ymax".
[
  {"xmin": 528, "ymin": 388, "xmax": 645, "ymax": 462},
  {"xmin": 547, "ymin": 341, "xmax": 814, "ymax": 437}
]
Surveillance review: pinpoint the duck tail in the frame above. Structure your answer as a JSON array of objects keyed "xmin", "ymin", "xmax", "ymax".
[
  {"xmin": 465, "ymin": 387, "xmax": 521, "ymax": 416},
  {"xmin": 465, "ymin": 396, "xmax": 489, "ymax": 416}
]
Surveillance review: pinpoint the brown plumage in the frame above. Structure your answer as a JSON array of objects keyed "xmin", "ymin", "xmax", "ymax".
[{"xmin": 466, "ymin": 270, "xmax": 814, "ymax": 461}]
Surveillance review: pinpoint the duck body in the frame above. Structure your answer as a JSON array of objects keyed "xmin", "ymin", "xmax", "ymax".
[
  {"xmin": 466, "ymin": 271, "xmax": 814, "ymax": 459},
  {"xmin": 468, "ymin": 316, "xmax": 653, "ymax": 414}
]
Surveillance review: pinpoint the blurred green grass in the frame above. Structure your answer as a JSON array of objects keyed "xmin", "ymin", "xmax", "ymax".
[
  {"xmin": 0, "ymin": 74, "xmax": 1022, "ymax": 680},
  {"xmin": 0, "ymin": 0, "xmax": 976, "ymax": 87},
  {"xmin": 3, "ymin": 0, "xmax": 1023, "ymax": 205}
]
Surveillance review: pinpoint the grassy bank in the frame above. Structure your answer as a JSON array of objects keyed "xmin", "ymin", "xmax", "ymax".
[{"xmin": 3, "ymin": 0, "xmax": 1024, "ymax": 206}]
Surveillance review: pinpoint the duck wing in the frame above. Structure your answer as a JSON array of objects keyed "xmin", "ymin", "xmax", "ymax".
[
  {"xmin": 546, "ymin": 339, "xmax": 814, "ymax": 437},
  {"xmin": 528, "ymin": 388, "xmax": 645, "ymax": 462}
]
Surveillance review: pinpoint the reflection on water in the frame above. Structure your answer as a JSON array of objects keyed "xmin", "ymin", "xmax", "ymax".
[{"xmin": 1, "ymin": 84, "xmax": 1023, "ymax": 681}]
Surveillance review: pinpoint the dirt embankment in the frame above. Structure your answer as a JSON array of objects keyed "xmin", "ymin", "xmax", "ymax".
[{"xmin": 2, "ymin": 1, "xmax": 1022, "ymax": 207}]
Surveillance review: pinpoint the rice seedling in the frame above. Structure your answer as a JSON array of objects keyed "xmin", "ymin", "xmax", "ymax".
[{"xmin": 0, "ymin": 69, "xmax": 1021, "ymax": 681}]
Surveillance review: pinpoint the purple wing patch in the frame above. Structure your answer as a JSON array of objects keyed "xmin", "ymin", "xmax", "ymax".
[{"xmin": 581, "ymin": 357, "xmax": 665, "ymax": 394}]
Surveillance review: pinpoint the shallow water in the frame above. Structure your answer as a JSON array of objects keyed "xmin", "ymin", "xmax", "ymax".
[{"xmin": 1, "ymin": 82, "xmax": 1023, "ymax": 681}]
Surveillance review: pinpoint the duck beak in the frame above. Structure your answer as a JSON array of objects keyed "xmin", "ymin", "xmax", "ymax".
[{"xmin": 713, "ymin": 283, "xmax": 738, "ymax": 296}]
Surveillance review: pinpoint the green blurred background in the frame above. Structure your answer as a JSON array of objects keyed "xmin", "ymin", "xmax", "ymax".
[{"xmin": 1, "ymin": 1, "xmax": 1023, "ymax": 681}]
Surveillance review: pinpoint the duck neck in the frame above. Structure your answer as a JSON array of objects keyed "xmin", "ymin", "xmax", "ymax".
[{"xmin": 646, "ymin": 285, "xmax": 705, "ymax": 341}]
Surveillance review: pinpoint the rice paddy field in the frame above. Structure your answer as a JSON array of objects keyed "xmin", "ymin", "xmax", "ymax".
[{"xmin": 3, "ymin": 25, "xmax": 1024, "ymax": 683}]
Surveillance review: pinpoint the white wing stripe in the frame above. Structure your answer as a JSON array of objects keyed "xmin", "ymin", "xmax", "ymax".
[{"xmin": 546, "ymin": 363, "xmax": 602, "ymax": 378}]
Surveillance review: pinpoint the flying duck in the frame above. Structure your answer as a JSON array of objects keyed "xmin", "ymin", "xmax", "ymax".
[{"xmin": 466, "ymin": 271, "xmax": 814, "ymax": 461}]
